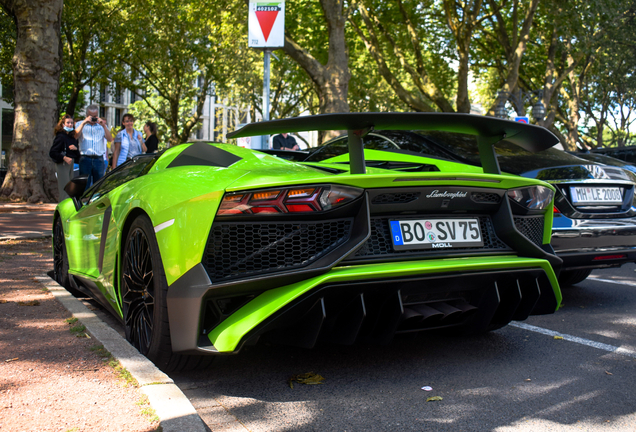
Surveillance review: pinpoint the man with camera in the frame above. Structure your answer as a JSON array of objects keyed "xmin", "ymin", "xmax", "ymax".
[{"xmin": 75, "ymin": 105, "xmax": 113, "ymax": 187}]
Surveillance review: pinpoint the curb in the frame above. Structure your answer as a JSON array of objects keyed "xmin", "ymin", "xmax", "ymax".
[{"xmin": 35, "ymin": 274, "xmax": 208, "ymax": 432}]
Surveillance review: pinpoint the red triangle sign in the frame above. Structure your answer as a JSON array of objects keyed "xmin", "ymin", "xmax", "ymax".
[{"xmin": 255, "ymin": 8, "xmax": 279, "ymax": 42}]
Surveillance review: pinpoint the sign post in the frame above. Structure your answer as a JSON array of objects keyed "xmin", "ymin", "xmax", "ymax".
[
  {"xmin": 263, "ymin": 49, "xmax": 271, "ymax": 124},
  {"xmin": 248, "ymin": 1, "xmax": 285, "ymax": 149}
]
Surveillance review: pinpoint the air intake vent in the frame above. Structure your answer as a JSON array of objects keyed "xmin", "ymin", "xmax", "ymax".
[
  {"xmin": 372, "ymin": 192, "xmax": 421, "ymax": 204},
  {"xmin": 204, "ymin": 219, "xmax": 353, "ymax": 281},
  {"xmin": 471, "ymin": 192, "xmax": 501, "ymax": 204},
  {"xmin": 514, "ymin": 216, "xmax": 544, "ymax": 246}
]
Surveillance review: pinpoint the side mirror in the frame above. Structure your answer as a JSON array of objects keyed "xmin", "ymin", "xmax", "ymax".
[
  {"xmin": 64, "ymin": 176, "xmax": 88, "ymax": 198},
  {"xmin": 64, "ymin": 176, "xmax": 88, "ymax": 210}
]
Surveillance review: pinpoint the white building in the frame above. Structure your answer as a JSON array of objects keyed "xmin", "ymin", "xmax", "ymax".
[
  {"xmin": 0, "ymin": 81, "xmax": 313, "ymax": 177},
  {"xmin": 88, "ymin": 83, "xmax": 252, "ymax": 146}
]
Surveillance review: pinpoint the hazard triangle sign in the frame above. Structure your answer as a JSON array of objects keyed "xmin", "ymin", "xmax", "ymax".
[{"xmin": 248, "ymin": 1, "xmax": 285, "ymax": 48}]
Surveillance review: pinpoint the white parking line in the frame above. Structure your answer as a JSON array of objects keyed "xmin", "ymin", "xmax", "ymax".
[
  {"xmin": 587, "ymin": 276, "xmax": 636, "ymax": 287},
  {"xmin": 510, "ymin": 322, "xmax": 636, "ymax": 359}
]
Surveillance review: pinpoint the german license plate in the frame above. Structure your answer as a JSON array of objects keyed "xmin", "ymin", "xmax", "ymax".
[
  {"xmin": 389, "ymin": 218, "xmax": 483, "ymax": 251},
  {"xmin": 570, "ymin": 186, "xmax": 622, "ymax": 205}
]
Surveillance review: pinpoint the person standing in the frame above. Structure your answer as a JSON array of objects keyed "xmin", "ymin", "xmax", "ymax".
[
  {"xmin": 143, "ymin": 121, "xmax": 159, "ymax": 153},
  {"xmin": 49, "ymin": 115, "xmax": 80, "ymax": 201},
  {"xmin": 75, "ymin": 105, "xmax": 113, "ymax": 187},
  {"xmin": 112, "ymin": 113, "xmax": 146, "ymax": 168},
  {"xmin": 272, "ymin": 132, "xmax": 300, "ymax": 151}
]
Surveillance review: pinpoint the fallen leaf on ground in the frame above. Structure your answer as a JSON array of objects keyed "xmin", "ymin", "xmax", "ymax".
[
  {"xmin": 525, "ymin": 379, "xmax": 531, "ymax": 382},
  {"xmin": 17, "ymin": 300, "xmax": 40, "ymax": 306},
  {"xmin": 553, "ymin": 336, "xmax": 563, "ymax": 340},
  {"xmin": 288, "ymin": 372, "xmax": 325, "ymax": 389},
  {"xmin": 426, "ymin": 396, "xmax": 443, "ymax": 402},
  {"xmin": 0, "ymin": 299, "xmax": 8, "ymax": 304},
  {"xmin": 605, "ymin": 371, "xmax": 613, "ymax": 375}
]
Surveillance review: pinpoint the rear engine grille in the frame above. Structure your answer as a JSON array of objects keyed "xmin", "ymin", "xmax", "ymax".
[
  {"xmin": 514, "ymin": 216, "xmax": 544, "ymax": 246},
  {"xmin": 372, "ymin": 192, "xmax": 421, "ymax": 204},
  {"xmin": 346, "ymin": 216, "xmax": 508, "ymax": 261},
  {"xmin": 204, "ymin": 219, "xmax": 353, "ymax": 281},
  {"xmin": 471, "ymin": 192, "xmax": 501, "ymax": 204}
]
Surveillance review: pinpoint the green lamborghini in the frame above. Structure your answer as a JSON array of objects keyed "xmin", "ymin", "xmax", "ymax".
[{"xmin": 53, "ymin": 113, "xmax": 563, "ymax": 371}]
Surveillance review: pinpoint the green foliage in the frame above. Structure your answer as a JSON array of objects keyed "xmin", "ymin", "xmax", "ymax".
[
  {"xmin": 108, "ymin": 358, "xmax": 137, "ymax": 386},
  {"xmin": 126, "ymin": 95, "xmax": 183, "ymax": 149},
  {"xmin": 112, "ymin": 0, "xmax": 248, "ymax": 146},
  {"xmin": 89, "ymin": 344, "xmax": 111, "ymax": 359},
  {"xmin": 284, "ymin": 0, "xmax": 331, "ymax": 65},
  {"xmin": 59, "ymin": 0, "xmax": 124, "ymax": 116},
  {"xmin": 349, "ymin": 0, "xmax": 467, "ymax": 112},
  {"xmin": 230, "ymin": 50, "xmax": 318, "ymax": 120},
  {"xmin": 348, "ymin": 39, "xmax": 407, "ymax": 112},
  {"xmin": 4, "ymin": 0, "xmax": 634, "ymax": 150},
  {"xmin": 0, "ymin": 8, "xmax": 15, "ymax": 104}
]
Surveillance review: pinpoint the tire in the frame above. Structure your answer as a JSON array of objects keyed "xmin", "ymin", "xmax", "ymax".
[
  {"xmin": 558, "ymin": 269, "xmax": 593, "ymax": 287},
  {"xmin": 53, "ymin": 217, "xmax": 70, "ymax": 288},
  {"xmin": 121, "ymin": 215, "xmax": 213, "ymax": 372},
  {"xmin": 53, "ymin": 218, "xmax": 85, "ymax": 297}
]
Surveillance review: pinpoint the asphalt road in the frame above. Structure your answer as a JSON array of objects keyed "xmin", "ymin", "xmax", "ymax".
[{"xmin": 170, "ymin": 265, "xmax": 636, "ymax": 432}]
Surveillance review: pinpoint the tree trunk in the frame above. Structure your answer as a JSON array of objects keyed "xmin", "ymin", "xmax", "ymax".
[
  {"xmin": 0, "ymin": 0, "xmax": 63, "ymax": 202},
  {"xmin": 65, "ymin": 82, "xmax": 81, "ymax": 118},
  {"xmin": 284, "ymin": 0, "xmax": 350, "ymax": 142},
  {"xmin": 595, "ymin": 119, "xmax": 604, "ymax": 148},
  {"xmin": 444, "ymin": 0, "xmax": 483, "ymax": 114},
  {"xmin": 485, "ymin": 0, "xmax": 540, "ymax": 116},
  {"xmin": 562, "ymin": 51, "xmax": 585, "ymax": 151},
  {"xmin": 169, "ymin": 128, "xmax": 180, "ymax": 147},
  {"xmin": 168, "ymin": 97, "xmax": 180, "ymax": 147},
  {"xmin": 455, "ymin": 41, "xmax": 471, "ymax": 113}
]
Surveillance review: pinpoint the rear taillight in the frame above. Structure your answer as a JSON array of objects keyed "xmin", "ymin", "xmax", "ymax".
[
  {"xmin": 217, "ymin": 185, "xmax": 363, "ymax": 216},
  {"xmin": 508, "ymin": 185, "xmax": 553, "ymax": 210}
]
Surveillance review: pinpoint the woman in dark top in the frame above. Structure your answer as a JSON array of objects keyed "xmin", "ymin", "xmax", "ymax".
[
  {"xmin": 143, "ymin": 121, "xmax": 159, "ymax": 153},
  {"xmin": 49, "ymin": 114, "xmax": 80, "ymax": 202}
]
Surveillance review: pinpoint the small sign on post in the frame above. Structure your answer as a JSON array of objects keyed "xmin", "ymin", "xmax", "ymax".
[
  {"xmin": 514, "ymin": 116, "xmax": 530, "ymax": 124},
  {"xmin": 248, "ymin": 1, "xmax": 285, "ymax": 150},
  {"xmin": 248, "ymin": 1, "xmax": 285, "ymax": 48}
]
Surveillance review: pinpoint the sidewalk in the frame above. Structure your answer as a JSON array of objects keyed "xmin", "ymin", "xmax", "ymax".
[
  {"xmin": 0, "ymin": 202, "xmax": 206, "ymax": 431},
  {"xmin": 0, "ymin": 202, "xmax": 55, "ymax": 240}
]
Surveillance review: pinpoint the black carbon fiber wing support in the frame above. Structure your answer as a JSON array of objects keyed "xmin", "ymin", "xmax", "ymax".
[{"xmin": 226, "ymin": 113, "xmax": 560, "ymax": 175}]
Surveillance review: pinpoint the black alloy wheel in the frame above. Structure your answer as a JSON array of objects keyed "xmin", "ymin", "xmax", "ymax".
[
  {"xmin": 121, "ymin": 214, "xmax": 219, "ymax": 371},
  {"xmin": 122, "ymin": 220, "xmax": 156, "ymax": 355}
]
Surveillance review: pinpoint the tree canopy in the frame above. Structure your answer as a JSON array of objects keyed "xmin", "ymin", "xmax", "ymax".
[{"xmin": 1, "ymin": 0, "xmax": 636, "ymax": 200}]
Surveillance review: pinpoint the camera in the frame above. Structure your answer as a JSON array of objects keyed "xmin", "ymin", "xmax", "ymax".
[{"xmin": 91, "ymin": 117, "xmax": 98, "ymax": 122}]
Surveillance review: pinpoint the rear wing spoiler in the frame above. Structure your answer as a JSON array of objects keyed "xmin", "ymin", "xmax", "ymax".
[{"xmin": 227, "ymin": 112, "xmax": 560, "ymax": 175}]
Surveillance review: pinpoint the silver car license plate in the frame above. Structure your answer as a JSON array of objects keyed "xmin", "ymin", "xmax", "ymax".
[
  {"xmin": 570, "ymin": 186, "xmax": 622, "ymax": 205},
  {"xmin": 390, "ymin": 218, "xmax": 483, "ymax": 251}
]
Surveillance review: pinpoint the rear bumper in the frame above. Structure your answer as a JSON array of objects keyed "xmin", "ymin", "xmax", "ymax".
[
  {"xmin": 552, "ymin": 214, "xmax": 636, "ymax": 269},
  {"xmin": 166, "ymin": 256, "xmax": 560, "ymax": 354}
]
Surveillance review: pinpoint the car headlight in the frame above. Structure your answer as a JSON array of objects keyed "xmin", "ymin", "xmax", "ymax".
[{"xmin": 507, "ymin": 185, "xmax": 553, "ymax": 210}]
